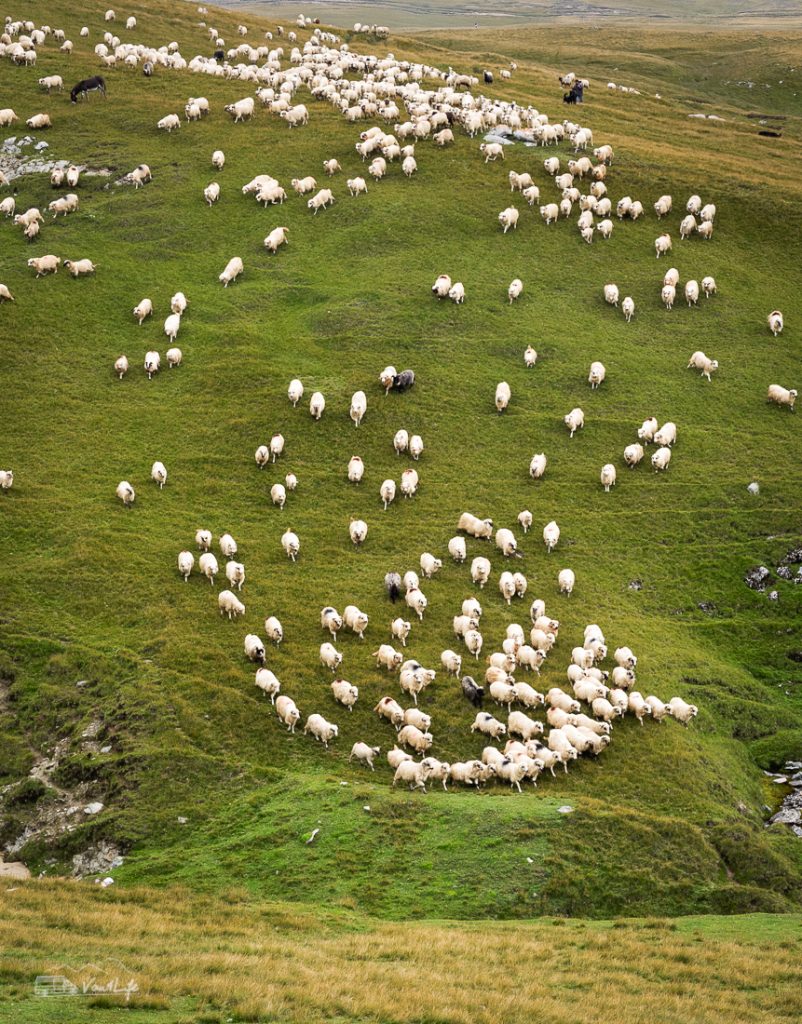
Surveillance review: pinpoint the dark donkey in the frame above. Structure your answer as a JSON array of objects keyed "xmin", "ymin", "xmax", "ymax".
[{"xmin": 70, "ymin": 76, "xmax": 107, "ymax": 103}]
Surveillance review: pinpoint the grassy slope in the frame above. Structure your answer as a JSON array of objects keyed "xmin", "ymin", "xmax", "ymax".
[
  {"xmin": 1, "ymin": 882, "xmax": 802, "ymax": 1023},
  {"xmin": 0, "ymin": 0, "xmax": 801, "ymax": 923}
]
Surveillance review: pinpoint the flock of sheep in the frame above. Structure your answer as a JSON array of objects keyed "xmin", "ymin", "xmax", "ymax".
[{"xmin": 0, "ymin": 7, "xmax": 793, "ymax": 792}]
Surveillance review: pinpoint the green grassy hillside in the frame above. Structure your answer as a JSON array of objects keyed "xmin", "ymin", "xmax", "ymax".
[{"xmin": 0, "ymin": 0, "xmax": 801, "ymax": 926}]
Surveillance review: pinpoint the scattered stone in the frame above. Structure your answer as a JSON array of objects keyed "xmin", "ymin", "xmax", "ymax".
[
  {"xmin": 773, "ymin": 776, "xmax": 788, "ymax": 784},
  {"xmin": 698, "ymin": 601, "xmax": 717, "ymax": 614},
  {"xmin": 34, "ymin": 141, "xmax": 48, "ymax": 151},
  {"xmin": 99, "ymin": 877, "xmax": 115, "ymax": 887},
  {"xmin": 177, "ymin": 816, "xmax": 188, "ymax": 824},
  {"xmin": 0, "ymin": 861, "xmax": 31, "ymax": 881},
  {"xmin": 628, "ymin": 579, "xmax": 642, "ymax": 591},
  {"xmin": 71, "ymin": 841, "xmax": 123, "ymax": 878},
  {"xmin": 100, "ymin": 745, "xmax": 112, "ymax": 754},
  {"xmin": 305, "ymin": 827, "xmax": 320, "ymax": 844},
  {"xmin": 776, "ymin": 566, "xmax": 793, "ymax": 580},
  {"xmin": 363, "ymin": 805, "xmax": 371, "ymax": 812},
  {"xmin": 83, "ymin": 801, "xmax": 104, "ymax": 815},
  {"xmin": 76, "ymin": 680, "xmax": 88, "ymax": 688},
  {"xmin": 744, "ymin": 565, "xmax": 771, "ymax": 591},
  {"xmin": 557, "ymin": 805, "xmax": 574, "ymax": 814},
  {"xmin": 782, "ymin": 547, "xmax": 802, "ymax": 565},
  {"xmin": 768, "ymin": 590, "xmax": 779, "ymax": 601},
  {"xmin": 771, "ymin": 807, "xmax": 802, "ymax": 825},
  {"xmin": 747, "ymin": 481, "xmax": 760, "ymax": 495}
]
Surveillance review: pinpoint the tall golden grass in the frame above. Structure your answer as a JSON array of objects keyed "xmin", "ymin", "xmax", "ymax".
[{"xmin": 1, "ymin": 882, "xmax": 801, "ymax": 1022}]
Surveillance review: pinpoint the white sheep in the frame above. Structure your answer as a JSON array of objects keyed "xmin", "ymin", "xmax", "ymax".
[
  {"xmin": 543, "ymin": 521, "xmax": 560, "ymax": 553},
  {"xmin": 667, "ymin": 696, "xmax": 698, "ymax": 724},
  {"xmin": 530, "ymin": 453, "xmax": 547, "ymax": 479},
  {"xmin": 767, "ymin": 384, "xmax": 796, "ymax": 410},
  {"xmin": 471, "ymin": 556, "xmax": 491, "ymax": 588},
  {"xmin": 350, "ymin": 742, "xmax": 380, "ymax": 769},
  {"xmin": 114, "ymin": 355, "xmax": 128, "ymax": 379},
  {"xmin": 655, "ymin": 233, "xmax": 672, "ymax": 258},
  {"xmin": 661, "ymin": 284, "xmax": 676, "ymax": 310},
  {"xmin": 320, "ymin": 642, "xmax": 343, "ymax": 672},
  {"xmin": 264, "ymin": 226, "xmax": 290, "ymax": 254},
  {"xmin": 144, "ymin": 351, "xmax": 160, "ymax": 379},
  {"xmin": 225, "ymin": 560, "xmax": 245, "ymax": 591},
  {"xmin": 495, "ymin": 381, "xmax": 511, "ymax": 413},
  {"xmin": 349, "ymin": 518, "xmax": 368, "ymax": 545},
  {"xmin": 508, "ymin": 278, "xmax": 523, "ymax": 304},
  {"xmin": 449, "ymin": 282, "xmax": 465, "ymax": 304},
  {"xmin": 400, "ymin": 469, "xmax": 419, "ymax": 498},
  {"xmin": 498, "ymin": 207, "xmax": 519, "ymax": 233},
  {"xmin": 157, "ymin": 114, "xmax": 181, "ymax": 132},
  {"xmin": 524, "ymin": 346, "xmax": 537, "ymax": 368},
  {"xmin": 685, "ymin": 280, "xmax": 699, "ymax": 306},
  {"xmin": 276, "ymin": 695, "xmax": 301, "ymax": 733},
  {"xmin": 219, "ymin": 590, "xmax": 245, "ymax": 620},
  {"xmin": 687, "ymin": 351, "xmax": 718, "ymax": 381},
  {"xmin": 558, "ymin": 568, "xmax": 575, "ymax": 595},
  {"xmin": 307, "ymin": 188, "xmax": 334, "ymax": 213},
  {"xmin": 344, "ymin": 605, "xmax": 369, "ymax": 639},
  {"xmin": 348, "ymin": 456, "xmax": 364, "ymax": 484},
  {"xmin": 471, "ymin": 713, "xmax": 506, "ymax": 739},
  {"xmin": 212, "ymin": 150, "xmax": 225, "ymax": 169},
  {"xmin": 768, "ymin": 310, "xmax": 784, "ymax": 337},
  {"xmin": 304, "ymin": 713, "xmax": 339, "ymax": 748},
  {"xmin": 540, "ymin": 203, "xmax": 559, "ymax": 225},
  {"xmin": 624, "ymin": 443, "xmax": 644, "ymax": 467},
  {"xmin": 331, "ymin": 679, "xmax": 359, "ymax": 711},
  {"xmin": 204, "ymin": 182, "xmax": 220, "ymax": 206},
  {"xmin": 701, "ymin": 276, "xmax": 717, "ymax": 298},
  {"xmin": 651, "ymin": 447, "xmax": 672, "ymax": 471},
  {"xmin": 177, "ymin": 551, "xmax": 194, "ymax": 582},
  {"xmin": 448, "ymin": 536, "xmax": 466, "ymax": 562},
  {"xmin": 518, "ymin": 509, "xmax": 533, "ymax": 534},
  {"xmin": 622, "ymin": 297, "xmax": 635, "ymax": 322},
  {"xmin": 654, "ymin": 422, "xmax": 677, "ymax": 446},
  {"xmin": 163, "ymin": 314, "xmax": 181, "ymax": 343},
  {"xmin": 564, "ymin": 408, "xmax": 584, "ymax": 438},
  {"xmin": 198, "ymin": 552, "xmax": 217, "ymax": 584},
  {"xmin": 151, "ymin": 461, "xmax": 167, "ymax": 489},
  {"xmin": 309, "ymin": 392, "xmax": 325, "ymax": 420},
  {"xmin": 219, "ymin": 256, "xmax": 243, "ymax": 287},
  {"xmin": 350, "ymin": 390, "xmax": 367, "ymax": 427},
  {"xmin": 281, "ymin": 529, "xmax": 300, "ymax": 560},
  {"xmin": 588, "ymin": 362, "xmax": 605, "ymax": 389}
]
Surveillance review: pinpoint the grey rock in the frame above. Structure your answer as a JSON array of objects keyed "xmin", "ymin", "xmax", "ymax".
[
  {"xmin": 628, "ymin": 579, "xmax": 643, "ymax": 591},
  {"xmin": 768, "ymin": 590, "xmax": 779, "ymax": 601},
  {"xmin": 770, "ymin": 808, "xmax": 801, "ymax": 825},
  {"xmin": 744, "ymin": 566, "xmax": 771, "ymax": 591},
  {"xmin": 557, "ymin": 805, "xmax": 574, "ymax": 814},
  {"xmin": 747, "ymin": 481, "xmax": 760, "ymax": 494},
  {"xmin": 34, "ymin": 141, "xmax": 49, "ymax": 151}
]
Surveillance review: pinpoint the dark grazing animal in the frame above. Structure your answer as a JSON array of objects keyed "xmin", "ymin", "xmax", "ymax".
[
  {"xmin": 461, "ymin": 675, "xmax": 485, "ymax": 708},
  {"xmin": 384, "ymin": 572, "xmax": 402, "ymax": 603},
  {"xmin": 483, "ymin": 70, "xmax": 494, "ymax": 84},
  {"xmin": 143, "ymin": 61, "xmax": 154, "ymax": 77},
  {"xmin": 563, "ymin": 90, "xmax": 577, "ymax": 105},
  {"xmin": 392, "ymin": 369, "xmax": 415, "ymax": 392},
  {"xmin": 70, "ymin": 76, "xmax": 106, "ymax": 103}
]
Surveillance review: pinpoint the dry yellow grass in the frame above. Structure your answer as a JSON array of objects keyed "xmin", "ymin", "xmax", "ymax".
[{"xmin": 1, "ymin": 882, "xmax": 801, "ymax": 1023}]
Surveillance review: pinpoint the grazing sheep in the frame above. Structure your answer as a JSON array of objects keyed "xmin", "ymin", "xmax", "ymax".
[
  {"xmin": 177, "ymin": 551, "xmax": 194, "ymax": 582},
  {"xmin": 304, "ymin": 713, "xmax": 339, "ymax": 748},
  {"xmin": 350, "ymin": 742, "xmax": 380, "ymax": 769},
  {"xmin": 219, "ymin": 256, "xmax": 244, "ymax": 287},
  {"xmin": 651, "ymin": 446, "xmax": 672, "ymax": 471},
  {"xmin": 393, "ymin": 759, "xmax": 431, "ymax": 792},
  {"xmin": 343, "ymin": 605, "xmax": 369, "ymax": 639},
  {"xmin": 225, "ymin": 97, "xmax": 255, "ymax": 122},
  {"xmin": 307, "ymin": 188, "xmax": 335, "ymax": 213},
  {"xmin": 588, "ymin": 361, "xmax": 605, "ymax": 389},
  {"xmin": 448, "ymin": 536, "xmax": 467, "ymax": 563},
  {"xmin": 420, "ymin": 552, "xmax": 442, "ymax": 578},
  {"xmin": 171, "ymin": 292, "xmax": 188, "ymax": 315},
  {"xmin": 163, "ymin": 314, "xmax": 180, "ymax": 343},
  {"xmin": 697, "ymin": 221, "xmax": 713, "ymax": 240},
  {"xmin": 701, "ymin": 276, "xmax": 717, "ymax": 298},
  {"xmin": 226, "ymin": 560, "xmax": 245, "ymax": 591},
  {"xmin": 166, "ymin": 347, "xmax": 182, "ymax": 369},
  {"xmin": 204, "ymin": 182, "xmax": 220, "ymax": 206},
  {"xmin": 347, "ymin": 456, "xmax": 364, "ymax": 484},
  {"xmin": 116, "ymin": 481, "xmax": 135, "ymax": 508},
  {"xmin": 685, "ymin": 280, "xmax": 700, "ymax": 306},
  {"xmin": 687, "ymin": 351, "xmax": 718, "ymax": 381},
  {"xmin": 600, "ymin": 464, "xmax": 617, "ymax": 492},
  {"xmin": 662, "ymin": 284, "xmax": 676, "ymax": 310},
  {"xmin": 543, "ymin": 521, "xmax": 560, "ymax": 553},
  {"xmin": 285, "ymin": 473, "xmax": 297, "ymax": 491},
  {"xmin": 350, "ymin": 390, "xmax": 367, "ymax": 427},
  {"xmin": 212, "ymin": 150, "xmax": 225, "ymax": 170},
  {"xmin": 564, "ymin": 408, "xmax": 584, "ymax": 438},
  {"xmin": 157, "ymin": 114, "xmax": 181, "ymax": 132},
  {"xmin": 767, "ymin": 384, "xmax": 797, "ymax": 410},
  {"xmin": 498, "ymin": 207, "xmax": 519, "ymax": 233},
  {"xmin": 405, "ymin": 587, "xmax": 428, "ymax": 621},
  {"xmin": 400, "ymin": 468, "xmax": 418, "ymax": 498},
  {"xmin": 518, "ymin": 509, "xmax": 533, "ymax": 534},
  {"xmin": 264, "ymin": 225, "xmax": 290, "ymax": 254},
  {"xmin": 321, "ymin": 607, "xmax": 343, "ymax": 640},
  {"xmin": 529, "ymin": 453, "xmax": 547, "ymax": 479},
  {"xmin": 131, "ymin": 298, "xmax": 153, "ymax": 325},
  {"xmin": 495, "ymin": 381, "xmax": 511, "ymax": 413},
  {"xmin": 508, "ymin": 278, "xmax": 523, "ymax": 304},
  {"xmin": 432, "ymin": 274, "xmax": 452, "ymax": 298},
  {"xmin": 471, "ymin": 556, "xmax": 492, "ymax": 588},
  {"xmin": 114, "ymin": 355, "xmax": 128, "ymax": 379},
  {"xmin": 375, "ymin": 695, "xmax": 405, "ymax": 729},
  {"xmin": 558, "ymin": 568, "xmax": 575, "ymax": 595},
  {"xmin": 624, "ymin": 443, "xmax": 644, "ymax": 468},
  {"xmin": 524, "ymin": 345, "xmax": 537, "ymax": 368},
  {"xmin": 26, "ymin": 114, "xmax": 52, "ymax": 130},
  {"xmin": 276, "ymin": 695, "xmax": 301, "ymax": 733},
  {"xmin": 196, "ymin": 526, "xmax": 213, "ymax": 552},
  {"xmin": 448, "ymin": 282, "xmax": 466, "ymax": 304},
  {"xmin": 767, "ymin": 310, "xmax": 784, "ymax": 337},
  {"xmin": 219, "ymin": 590, "xmax": 245, "ymax": 620},
  {"xmin": 151, "ymin": 461, "xmax": 167, "ymax": 489},
  {"xmin": 540, "ymin": 203, "xmax": 559, "ymax": 225},
  {"xmin": 332, "ymin": 680, "xmax": 359, "ymax": 710},
  {"xmin": 471, "ymin": 712, "xmax": 507, "ymax": 739},
  {"xmin": 255, "ymin": 668, "xmax": 281, "ymax": 704},
  {"xmin": 281, "ymin": 529, "xmax": 300, "ymax": 560},
  {"xmin": 144, "ymin": 351, "xmax": 160, "ymax": 379},
  {"xmin": 480, "ymin": 142, "xmax": 505, "ymax": 162},
  {"xmin": 622, "ymin": 296, "xmax": 635, "ymax": 322},
  {"xmin": 323, "ymin": 159, "xmax": 341, "ymax": 176},
  {"xmin": 667, "ymin": 696, "xmax": 698, "ymax": 724},
  {"xmin": 309, "ymin": 392, "xmax": 325, "ymax": 420},
  {"xmin": 654, "ymin": 195, "xmax": 672, "ymax": 218},
  {"xmin": 638, "ymin": 417, "xmax": 659, "ymax": 443},
  {"xmin": 64, "ymin": 259, "xmax": 96, "ymax": 277},
  {"xmin": 459, "ymin": 512, "xmax": 494, "ymax": 539},
  {"xmin": 320, "ymin": 642, "xmax": 343, "ymax": 672},
  {"xmin": 654, "ymin": 422, "xmax": 677, "ymax": 446},
  {"xmin": 655, "ymin": 233, "xmax": 672, "ymax": 258},
  {"xmin": 680, "ymin": 214, "xmax": 697, "ymax": 240}
]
